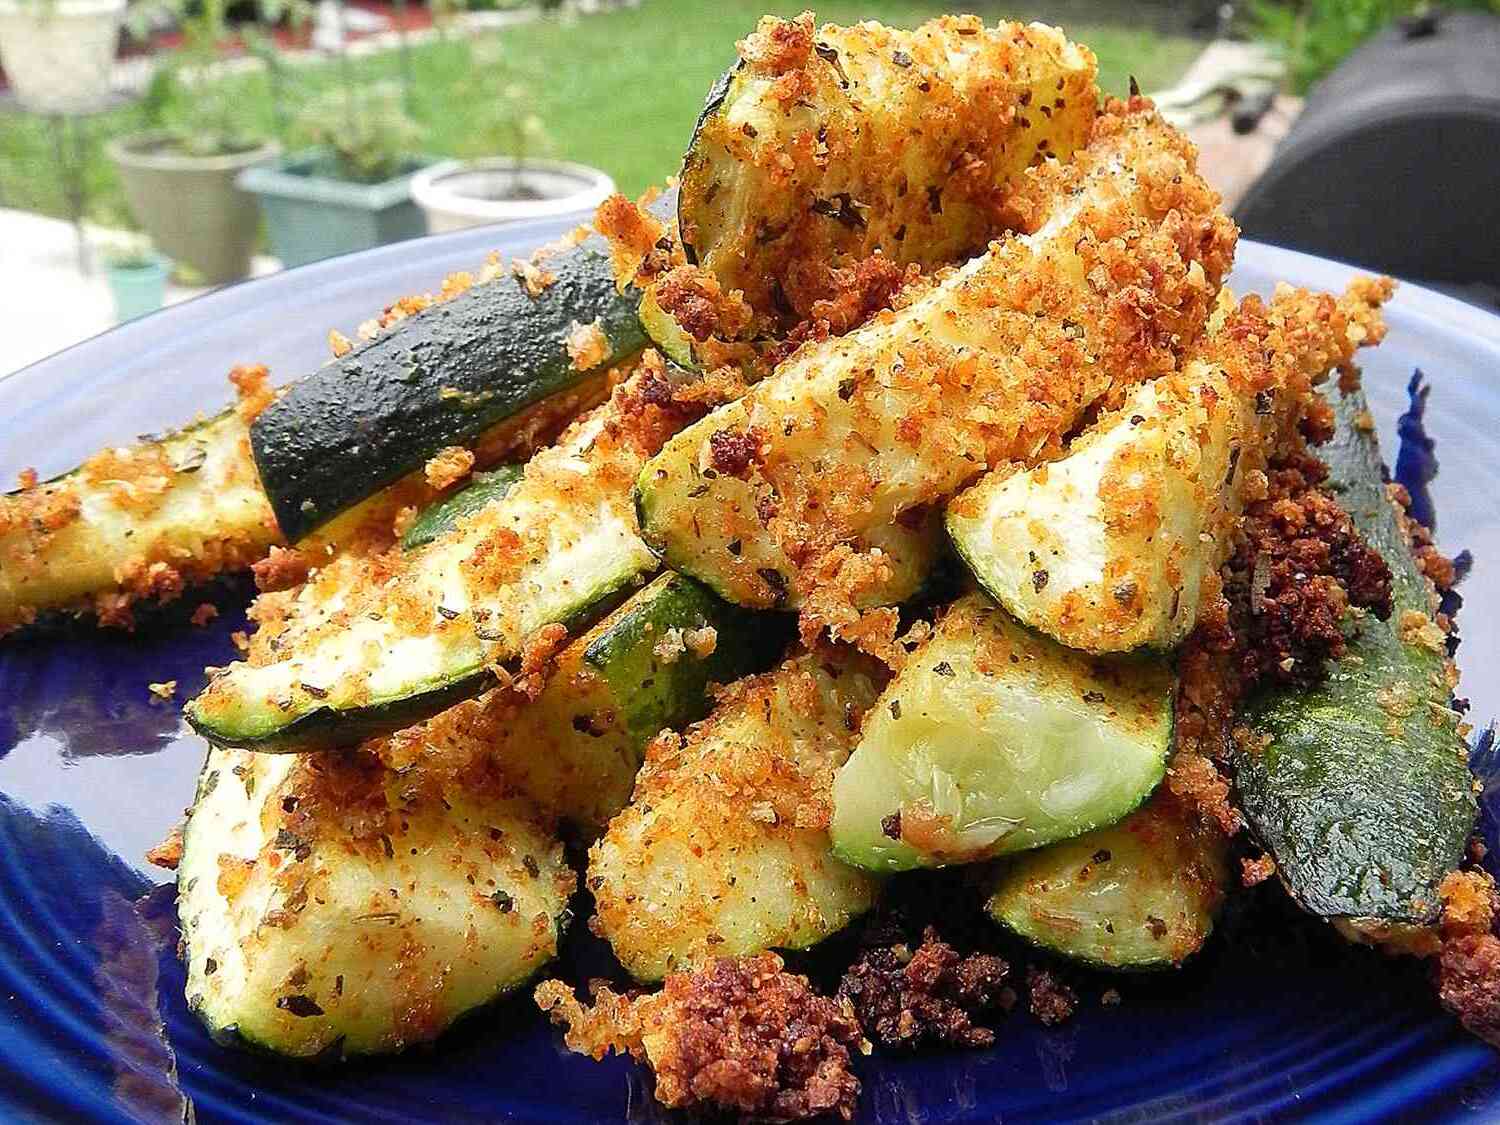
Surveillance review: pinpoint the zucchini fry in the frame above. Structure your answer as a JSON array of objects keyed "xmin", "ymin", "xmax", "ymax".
[
  {"xmin": 1235, "ymin": 379, "xmax": 1476, "ymax": 933},
  {"xmin": 185, "ymin": 357, "xmax": 691, "ymax": 752},
  {"xmin": 179, "ymin": 741, "xmax": 572, "ymax": 1059},
  {"xmin": 680, "ymin": 13, "xmax": 1098, "ymax": 326},
  {"xmin": 0, "ymin": 382, "xmax": 277, "ymax": 636},
  {"xmin": 589, "ymin": 648, "xmax": 884, "ymax": 980},
  {"xmin": 369, "ymin": 571, "xmax": 790, "ymax": 832},
  {"xmin": 831, "ymin": 593, "xmax": 1175, "ymax": 873},
  {"xmin": 638, "ymin": 98, "xmax": 1237, "ymax": 613},
  {"xmin": 986, "ymin": 791, "xmax": 1230, "ymax": 970},
  {"xmin": 947, "ymin": 280, "xmax": 1396, "ymax": 654}
]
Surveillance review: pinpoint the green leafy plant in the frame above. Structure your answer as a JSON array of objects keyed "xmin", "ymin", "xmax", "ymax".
[
  {"xmin": 292, "ymin": 80, "xmax": 422, "ymax": 183},
  {"xmin": 128, "ymin": 0, "xmax": 298, "ymax": 156},
  {"xmin": 426, "ymin": 35, "xmax": 554, "ymax": 196},
  {"xmin": 97, "ymin": 230, "xmax": 158, "ymax": 269},
  {"xmin": 1253, "ymin": 0, "xmax": 1500, "ymax": 92}
]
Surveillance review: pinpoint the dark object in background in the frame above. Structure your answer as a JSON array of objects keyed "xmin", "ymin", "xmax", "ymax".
[{"xmin": 1235, "ymin": 9, "xmax": 1500, "ymax": 287}]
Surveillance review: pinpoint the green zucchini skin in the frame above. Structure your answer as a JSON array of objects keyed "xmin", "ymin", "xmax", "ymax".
[
  {"xmin": 399, "ymin": 467, "xmax": 524, "ymax": 552},
  {"xmin": 496, "ymin": 571, "xmax": 793, "ymax": 830},
  {"xmin": 581, "ymin": 571, "xmax": 792, "ymax": 748},
  {"xmin": 986, "ymin": 794, "xmax": 1229, "ymax": 970},
  {"xmin": 635, "ymin": 282, "xmax": 701, "ymax": 371},
  {"xmin": 678, "ymin": 63, "xmax": 737, "ymax": 268},
  {"xmin": 252, "ymin": 194, "xmax": 674, "ymax": 543},
  {"xmin": 1234, "ymin": 386, "xmax": 1476, "ymax": 927}
]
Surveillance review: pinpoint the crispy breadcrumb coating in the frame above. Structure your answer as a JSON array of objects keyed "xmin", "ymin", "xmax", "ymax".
[
  {"xmin": 837, "ymin": 927, "xmax": 1011, "ymax": 1050},
  {"xmin": 537, "ymin": 952, "xmax": 866, "ymax": 1121},
  {"xmin": 683, "ymin": 13, "xmax": 1099, "ymax": 330}
]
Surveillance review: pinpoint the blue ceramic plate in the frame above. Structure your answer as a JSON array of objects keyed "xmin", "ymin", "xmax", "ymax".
[{"xmin": 4, "ymin": 224, "xmax": 1500, "ymax": 1124}]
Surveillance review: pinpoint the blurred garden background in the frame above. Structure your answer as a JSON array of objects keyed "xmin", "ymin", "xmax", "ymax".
[{"xmin": 1, "ymin": 0, "xmax": 1497, "ymax": 374}]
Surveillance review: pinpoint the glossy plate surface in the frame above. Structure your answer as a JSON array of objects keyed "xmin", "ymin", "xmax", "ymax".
[{"xmin": 3, "ymin": 224, "xmax": 1500, "ymax": 1124}]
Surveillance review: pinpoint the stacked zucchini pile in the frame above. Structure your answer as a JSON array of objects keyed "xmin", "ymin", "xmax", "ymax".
[{"xmin": 4, "ymin": 12, "xmax": 1476, "ymax": 1064}]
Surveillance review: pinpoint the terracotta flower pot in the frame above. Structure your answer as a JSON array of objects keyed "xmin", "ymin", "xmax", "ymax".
[
  {"xmin": 0, "ymin": 0, "xmax": 125, "ymax": 114},
  {"xmin": 107, "ymin": 132, "xmax": 278, "ymax": 286}
]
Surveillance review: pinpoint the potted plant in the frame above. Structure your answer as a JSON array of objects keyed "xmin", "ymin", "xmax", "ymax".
[
  {"xmin": 99, "ymin": 231, "xmax": 170, "ymax": 322},
  {"xmin": 410, "ymin": 38, "xmax": 614, "ymax": 233},
  {"xmin": 238, "ymin": 81, "xmax": 437, "ymax": 267},
  {"xmin": 0, "ymin": 0, "xmax": 126, "ymax": 114},
  {"xmin": 106, "ymin": 0, "xmax": 279, "ymax": 284}
]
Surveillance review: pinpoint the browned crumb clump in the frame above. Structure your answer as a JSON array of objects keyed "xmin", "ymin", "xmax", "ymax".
[
  {"xmin": 251, "ymin": 545, "xmax": 311, "ymax": 593},
  {"xmin": 593, "ymin": 190, "xmax": 674, "ymax": 290},
  {"xmin": 190, "ymin": 602, "xmax": 219, "ymax": 627},
  {"xmin": 772, "ymin": 255, "xmax": 922, "ymax": 363},
  {"xmin": 837, "ymin": 926, "xmax": 1011, "ymax": 1050},
  {"xmin": 654, "ymin": 264, "xmax": 755, "ymax": 343},
  {"xmin": 1228, "ymin": 449, "xmax": 1393, "ymax": 690},
  {"xmin": 423, "ymin": 446, "xmax": 476, "ymax": 491},
  {"xmin": 145, "ymin": 825, "xmax": 184, "ymax": 870},
  {"xmin": 229, "ymin": 363, "xmax": 274, "ymax": 422},
  {"xmin": 1435, "ymin": 868, "xmax": 1500, "ymax": 1045},
  {"xmin": 565, "ymin": 319, "xmax": 611, "ymax": 371},
  {"xmin": 1438, "ymin": 934, "xmax": 1500, "ymax": 1047},
  {"xmin": 537, "ymin": 952, "xmax": 865, "ymax": 1122},
  {"xmin": 1240, "ymin": 854, "xmax": 1277, "ymax": 887},
  {"xmin": 707, "ymin": 426, "xmax": 763, "ymax": 478},
  {"xmin": 1026, "ymin": 967, "xmax": 1077, "ymax": 1027}
]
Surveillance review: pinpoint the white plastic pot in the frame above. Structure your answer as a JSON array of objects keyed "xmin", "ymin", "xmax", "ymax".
[
  {"xmin": 411, "ymin": 158, "xmax": 615, "ymax": 234},
  {"xmin": 0, "ymin": 0, "xmax": 125, "ymax": 115}
]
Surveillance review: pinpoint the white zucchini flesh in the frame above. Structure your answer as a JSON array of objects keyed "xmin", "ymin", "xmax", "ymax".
[
  {"xmin": 589, "ymin": 650, "xmax": 884, "ymax": 981},
  {"xmin": 986, "ymin": 793, "xmax": 1230, "ymax": 969},
  {"xmin": 947, "ymin": 362, "xmax": 1259, "ymax": 654},
  {"xmin": 831, "ymin": 594, "xmax": 1173, "ymax": 873},
  {"xmin": 178, "ymin": 745, "xmax": 572, "ymax": 1058},
  {"xmin": 640, "ymin": 103, "xmax": 1235, "ymax": 610},
  {"xmin": 188, "ymin": 398, "xmax": 660, "ymax": 748},
  {"xmin": 0, "ymin": 408, "xmax": 276, "ymax": 631}
]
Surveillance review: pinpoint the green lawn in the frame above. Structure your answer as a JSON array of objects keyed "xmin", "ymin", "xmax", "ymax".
[{"xmin": 0, "ymin": 0, "xmax": 1200, "ymax": 226}]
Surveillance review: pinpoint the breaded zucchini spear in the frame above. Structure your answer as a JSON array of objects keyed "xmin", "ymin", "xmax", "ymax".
[
  {"xmin": 680, "ymin": 12, "xmax": 1099, "ymax": 327},
  {"xmin": 638, "ymin": 98, "xmax": 1238, "ymax": 616},
  {"xmin": 589, "ymin": 647, "xmax": 885, "ymax": 981},
  {"xmin": 178, "ymin": 739, "xmax": 573, "ymax": 1059}
]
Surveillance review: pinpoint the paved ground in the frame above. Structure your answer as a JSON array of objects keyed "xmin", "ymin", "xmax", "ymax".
[{"xmin": 0, "ymin": 209, "xmax": 279, "ymax": 378}]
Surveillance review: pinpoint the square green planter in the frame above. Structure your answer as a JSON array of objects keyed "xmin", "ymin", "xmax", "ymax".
[{"xmin": 237, "ymin": 149, "xmax": 440, "ymax": 268}]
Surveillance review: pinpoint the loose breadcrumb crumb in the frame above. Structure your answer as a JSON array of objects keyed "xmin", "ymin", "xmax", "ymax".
[
  {"xmin": 251, "ymin": 546, "xmax": 311, "ymax": 593},
  {"xmin": 684, "ymin": 625, "xmax": 717, "ymax": 659},
  {"xmin": 837, "ymin": 927, "xmax": 1012, "ymax": 1050},
  {"xmin": 423, "ymin": 446, "xmax": 476, "ymax": 491},
  {"xmin": 147, "ymin": 680, "xmax": 177, "ymax": 701},
  {"xmin": 1241, "ymin": 854, "xmax": 1277, "ymax": 887},
  {"xmin": 652, "ymin": 627, "xmax": 687, "ymax": 665},
  {"xmin": 1026, "ymin": 967, "xmax": 1077, "ymax": 1026},
  {"xmin": 565, "ymin": 319, "xmax": 611, "ymax": 372},
  {"xmin": 146, "ymin": 825, "xmax": 184, "ymax": 870},
  {"xmin": 512, "ymin": 259, "xmax": 556, "ymax": 298}
]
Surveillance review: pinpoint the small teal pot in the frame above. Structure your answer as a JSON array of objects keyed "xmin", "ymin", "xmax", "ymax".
[
  {"xmin": 237, "ymin": 148, "xmax": 438, "ymax": 268},
  {"xmin": 105, "ymin": 254, "xmax": 169, "ymax": 323}
]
